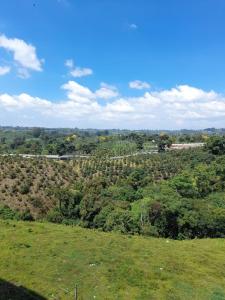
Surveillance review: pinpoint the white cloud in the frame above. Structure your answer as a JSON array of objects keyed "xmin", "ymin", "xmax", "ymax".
[
  {"xmin": 62, "ymin": 80, "xmax": 96, "ymax": 103},
  {"xmin": 70, "ymin": 67, "xmax": 93, "ymax": 78},
  {"xmin": 1, "ymin": 82, "xmax": 225, "ymax": 129},
  {"xmin": 0, "ymin": 66, "xmax": 10, "ymax": 76},
  {"xmin": 129, "ymin": 24, "xmax": 138, "ymax": 30},
  {"xmin": 155, "ymin": 85, "xmax": 225, "ymax": 122},
  {"xmin": 65, "ymin": 59, "xmax": 74, "ymax": 68},
  {"xmin": 95, "ymin": 83, "xmax": 119, "ymax": 99},
  {"xmin": 65, "ymin": 59, "xmax": 93, "ymax": 78},
  {"xmin": 105, "ymin": 99, "xmax": 135, "ymax": 114},
  {"xmin": 0, "ymin": 93, "xmax": 51, "ymax": 110},
  {"xmin": 157, "ymin": 85, "xmax": 216, "ymax": 103},
  {"xmin": 129, "ymin": 80, "xmax": 151, "ymax": 90},
  {"xmin": 0, "ymin": 34, "xmax": 43, "ymax": 72}
]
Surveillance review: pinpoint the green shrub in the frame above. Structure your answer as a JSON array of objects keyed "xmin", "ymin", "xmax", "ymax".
[
  {"xmin": 19, "ymin": 209, "xmax": 34, "ymax": 221},
  {"xmin": 0, "ymin": 205, "xmax": 19, "ymax": 220},
  {"xmin": 46, "ymin": 209, "xmax": 63, "ymax": 223},
  {"xmin": 20, "ymin": 183, "xmax": 30, "ymax": 195}
]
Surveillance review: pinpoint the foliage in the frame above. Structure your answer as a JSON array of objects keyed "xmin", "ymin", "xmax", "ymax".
[
  {"xmin": 56, "ymin": 188, "xmax": 82, "ymax": 218},
  {"xmin": 46, "ymin": 208, "xmax": 64, "ymax": 223},
  {"xmin": 206, "ymin": 135, "xmax": 225, "ymax": 155},
  {"xmin": 157, "ymin": 133, "xmax": 173, "ymax": 152},
  {"xmin": 19, "ymin": 209, "xmax": 34, "ymax": 221},
  {"xmin": 0, "ymin": 205, "xmax": 34, "ymax": 222},
  {"xmin": 1, "ymin": 131, "xmax": 225, "ymax": 239},
  {"xmin": 0, "ymin": 205, "xmax": 19, "ymax": 220}
]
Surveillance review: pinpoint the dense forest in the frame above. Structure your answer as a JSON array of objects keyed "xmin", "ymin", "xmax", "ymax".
[{"xmin": 1, "ymin": 127, "xmax": 225, "ymax": 240}]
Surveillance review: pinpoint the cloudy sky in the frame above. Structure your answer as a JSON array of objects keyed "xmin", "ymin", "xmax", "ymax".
[{"xmin": 1, "ymin": 0, "xmax": 225, "ymax": 129}]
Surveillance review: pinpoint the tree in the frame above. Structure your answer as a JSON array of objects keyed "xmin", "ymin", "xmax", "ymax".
[
  {"xmin": 10, "ymin": 136, "xmax": 25, "ymax": 149},
  {"xmin": 128, "ymin": 169, "xmax": 146, "ymax": 190},
  {"xmin": 206, "ymin": 135, "xmax": 225, "ymax": 155},
  {"xmin": 105, "ymin": 185, "xmax": 138, "ymax": 202},
  {"xmin": 56, "ymin": 188, "xmax": 82, "ymax": 218},
  {"xmin": 157, "ymin": 134, "xmax": 172, "ymax": 152},
  {"xmin": 170, "ymin": 172, "xmax": 199, "ymax": 198},
  {"xmin": 32, "ymin": 127, "xmax": 42, "ymax": 138},
  {"xmin": 104, "ymin": 208, "xmax": 139, "ymax": 233}
]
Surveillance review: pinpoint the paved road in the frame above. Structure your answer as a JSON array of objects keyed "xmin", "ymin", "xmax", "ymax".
[
  {"xmin": 110, "ymin": 151, "xmax": 158, "ymax": 159},
  {"xmin": 0, "ymin": 143, "xmax": 203, "ymax": 160},
  {"xmin": 0, "ymin": 153, "xmax": 90, "ymax": 160},
  {"xmin": 0, "ymin": 151, "xmax": 158, "ymax": 160}
]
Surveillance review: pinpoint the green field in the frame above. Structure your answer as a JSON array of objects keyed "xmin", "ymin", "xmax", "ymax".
[{"xmin": 0, "ymin": 220, "xmax": 225, "ymax": 300}]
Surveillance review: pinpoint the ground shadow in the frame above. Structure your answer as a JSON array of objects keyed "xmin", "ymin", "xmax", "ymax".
[{"xmin": 0, "ymin": 278, "xmax": 47, "ymax": 300}]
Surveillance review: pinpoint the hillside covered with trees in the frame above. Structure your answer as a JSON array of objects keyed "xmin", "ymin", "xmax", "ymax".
[{"xmin": 1, "ymin": 128, "xmax": 225, "ymax": 240}]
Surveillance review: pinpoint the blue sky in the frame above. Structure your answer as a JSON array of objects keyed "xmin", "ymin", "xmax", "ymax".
[{"xmin": 0, "ymin": 0, "xmax": 225, "ymax": 129}]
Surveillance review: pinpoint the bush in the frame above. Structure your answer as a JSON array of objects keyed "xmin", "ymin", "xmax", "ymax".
[
  {"xmin": 140, "ymin": 224, "xmax": 159, "ymax": 237},
  {"xmin": 104, "ymin": 209, "xmax": 139, "ymax": 234},
  {"xmin": 30, "ymin": 197, "xmax": 43, "ymax": 209},
  {"xmin": 206, "ymin": 135, "xmax": 225, "ymax": 155},
  {"xmin": 0, "ymin": 205, "xmax": 19, "ymax": 220},
  {"xmin": 19, "ymin": 209, "xmax": 34, "ymax": 221},
  {"xmin": 46, "ymin": 209, "xmax": 63, "ymax": 223},
  {"xmin": 20, "ymin": 183, "xmax": 30, "ymax": 195}
]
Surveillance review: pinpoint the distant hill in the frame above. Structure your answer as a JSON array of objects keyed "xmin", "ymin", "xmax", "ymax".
[{"xmin": 1, "ymin": 125, "xmax": 225, "ymax": 135}]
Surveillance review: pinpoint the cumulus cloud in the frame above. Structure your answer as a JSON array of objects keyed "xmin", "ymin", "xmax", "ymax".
[
  {"xmin": 0, "ymin": 66, "xmax": 10, "ymax": 76},
  {"xmin": 129, "ymin": 80, "xmax": 151, "ymax": 90},
  {"xmin": 0, "ymin": 93, "xmax": 51, "ymax": 111},
  {"xmin": 1, "ymin": 82, "xmax": 225, "ymax": 129},
  {"xmin": 156, "ymin": 85, "xmax": 217, "ymax": 103},
  {"xmin": 155, "ymin": 85, "xmax": 225, "ymax": 123},
  {"xmin": 62, "ymin": 80, "xmax": 96, "ymax": 103},
  {"xmin": 0, "ymin": 34, "xmax": 43, "ymax": 72},
  {"xmin": 95, "ymin": 83, "xmax": 119, "ymax": 99},
  {"xmin": 65, "ymin": 59, "xmax": 93, "ymax": 78}
]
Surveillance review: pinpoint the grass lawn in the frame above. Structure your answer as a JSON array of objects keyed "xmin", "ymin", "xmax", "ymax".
[{"xmin": 0, "ymin": 220, "xmax": 225, "ymax": 299}]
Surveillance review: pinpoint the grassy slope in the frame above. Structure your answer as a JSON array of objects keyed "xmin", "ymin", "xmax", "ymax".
[{"xmin": 0, "ymin": 221, "xmax": 225, "ymax": 300}]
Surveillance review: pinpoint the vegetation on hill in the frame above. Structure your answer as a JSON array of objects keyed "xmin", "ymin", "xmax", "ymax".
[
  {"xmin": 1, "ymin": 220, "xmax": 225, "ymax": 299},
  {"xmin": 0, "ymin": 127, "xmax": 209, "ymax": 156},
  {"xmin": 1, "ymin": 128, "xmax": 225, "ymax": 239},
  {"xmin": 1, "ymin": 128, "xmax": 225, "ymax": 298}
]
